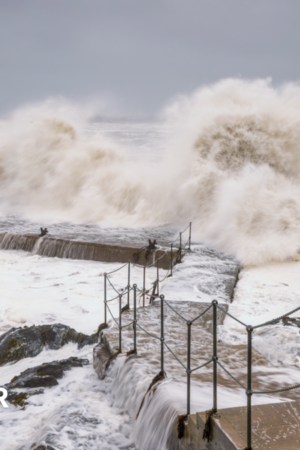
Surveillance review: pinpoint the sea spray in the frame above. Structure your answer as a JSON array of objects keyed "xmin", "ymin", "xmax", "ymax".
[{"xmin": 2, "ymin": 79, "xmax": 300, "ymax": 264}]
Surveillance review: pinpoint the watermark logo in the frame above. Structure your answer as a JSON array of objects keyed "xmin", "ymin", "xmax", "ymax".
[{"xmin": 0, "ymin": 388, "xmax": 8, "ymax": 408}]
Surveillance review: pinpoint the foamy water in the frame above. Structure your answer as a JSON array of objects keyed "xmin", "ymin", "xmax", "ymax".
[
  {"xmin": 1, "ymin": 249, "xmax": 297, "ymax": 450},
  {"xmin": 0, "ymin": 250, "xmax": 159, "ymax": 334},
  {"xmin": 0, "ymin": 250, "xmax": 160, "ymax": 450},
  {"xmin": 219, "ymin": 261, "xmax": 300, "ymax": 367},
  {"xmin": 0, "ymin": 344, "xmax": 136, "ymax": 450},
  {"xmin": 1, "ymin": 79, "xmax": 300, "ymax": 264},
  {"xmin": 1, "ymin": 78, "xmax": 300, "ymax": 449}
]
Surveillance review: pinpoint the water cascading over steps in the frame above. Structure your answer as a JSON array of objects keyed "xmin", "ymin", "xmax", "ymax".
[
  {"xmin": 0, "ymin": 232, "xmax": 174, "ymax": 269},
  {"xmin": 102, "ymin": 353, "xmax": 182, "ymax": 450}
]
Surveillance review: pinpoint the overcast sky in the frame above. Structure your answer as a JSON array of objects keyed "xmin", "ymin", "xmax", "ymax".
[{"xmin": 0, "ymin": 0, "xmax": 299, "ymax": 117}]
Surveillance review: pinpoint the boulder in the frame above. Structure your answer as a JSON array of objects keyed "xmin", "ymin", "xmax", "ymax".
[
  {"xmin": 0, "ymin": 324, "xmax": 97, "ymax": 365},
  {"xmin": 5, "ymin": 357, "xmax": 89, "ymax": 409},
  {"xmin": 6, "ymin": 357, "xmax": 89, "ymax": 390},
  {"xmin": 32, "ymin": 445, "xmax": 55, "ymax": 450}
]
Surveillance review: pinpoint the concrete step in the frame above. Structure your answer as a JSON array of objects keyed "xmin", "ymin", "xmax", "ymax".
[{"xmin": 183, "ymin": 401, "xmax": 300, "ymax": 449}]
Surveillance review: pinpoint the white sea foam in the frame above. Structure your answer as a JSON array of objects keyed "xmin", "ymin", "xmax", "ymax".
[
  {"xmin": 0, "ymin": 249, "xmax": 157, "ymax": 334},
  {"xmin": 2, "ymin": 80, "xmax": 300, "ymax": 448},
  {"xmin": 0, "ymin": 248, "xmax": 298, "ymax": 449},
  {"xmin": 219, "ymin": 260, "xmax": 300, "ymax": 368},
  {"xmin": 1, "ymin": 79, "xmax": 300, "ymax": 260},
  {"xmin": 0, "ymin": 250, "xmax": 157, "ymax": 449}
]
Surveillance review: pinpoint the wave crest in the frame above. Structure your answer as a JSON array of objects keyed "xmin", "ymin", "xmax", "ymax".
[{"xmin": 2, "ymin": 80, "xmax": 300, "ymax": 265}]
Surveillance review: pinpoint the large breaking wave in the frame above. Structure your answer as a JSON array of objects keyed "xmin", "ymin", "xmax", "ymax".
[{"xmin": 1, "ymin": 79, "xmax": 300, "ymax": 265}]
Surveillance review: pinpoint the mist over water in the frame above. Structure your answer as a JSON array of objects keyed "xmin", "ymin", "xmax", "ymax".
[{"xmin": 1, "ymin": 78, "xmax": 300, "ymax": 265}]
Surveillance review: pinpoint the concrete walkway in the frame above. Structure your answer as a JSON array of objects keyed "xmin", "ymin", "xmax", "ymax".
[
  {"xmin": 95, "ymin": 245, "xmax": 300, "ymax": 449},
  {"xmin": 184, "ymin": 401, "xmax": 300, "ymax": 449}
]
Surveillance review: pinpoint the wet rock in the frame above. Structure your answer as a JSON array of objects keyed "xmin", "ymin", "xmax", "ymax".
[
  {"xmin": 42, "ymin": 323, "xmax": 96, "ymax": 350},
  {"xmin": 0, "ymin": 324, "xmax": 97, "ymax": 365},
  {"xmin": 32, "ymin": 445, "xmax": 55, "ymax": 450},
  {"xmin": 22, "ymin": 375, "xmax": 58, "ymax": 388},
  {"xmin": 5, "ymin": 357, "xmax": 89, "ymax": 390},
  {"xmin": 5, "ymin": 357, "xmax": 89, "ymax": 409},
  {"xmin": 6, "ymin": 389, "xmax": 44, "ymax": 409}
]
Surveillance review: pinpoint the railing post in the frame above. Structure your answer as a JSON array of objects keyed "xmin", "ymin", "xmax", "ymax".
[
  {"xmin": 179, "ymin": 232, "xmax": 182, "ymax": 262},
  {"xmin": 119, "ymin": 294, "xmax": 122, "ymax": 353},
  {"xmin": 104, "ymin": 273, "xmax": 107, "ymax": 325},
  {"xmin": 127, "ymin": 261, "xmax": 131, "ymax": 308},
  {"xmin": 157, "ymin": 259, "xmax": 159, "ymax": 298},
  {"xmin": 160, "ymin": 294, "xmax": 164, "ymax": 372},
  {"xmin": 187, "ymin": 321, "xmax": 191, "ymax": 415},
  {"xmin": 212, "ymin": 300, "xmax": 218, "ymax": 413},
  {"xmin": 188, "ymin": 222, "xmax": 192, "ymax": 251},
  {"xmin": 143, "ymin": 265, "xmax": 146, "ymax": 307},
  {"xmin": 246, "ymin": 325, "xmax": 253, "ymax": 450},
  {"xmin": 133, "ymin": 284, "xmax": 137, "ymax": 353},
  {"xmin": 170, "ymin": 243, "xmax": 173, "ymax": 276}
]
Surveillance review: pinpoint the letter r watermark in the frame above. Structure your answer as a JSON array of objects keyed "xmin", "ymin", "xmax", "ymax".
[{"xmin": 0, "ymin": 388, "xmax": 8, "ymax": 408}]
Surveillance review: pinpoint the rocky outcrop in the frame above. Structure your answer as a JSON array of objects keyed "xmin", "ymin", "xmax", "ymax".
[
  {"xmin": 5, "ymin": 357, "xmax": 89, "ymax": 409},
  {"xmin": 32, "ymin": 446, "xmax": 55, "ymax": 450},
  {"xmin": 0, "ymin": 324, "xmax": 97, "ymax": 366}
]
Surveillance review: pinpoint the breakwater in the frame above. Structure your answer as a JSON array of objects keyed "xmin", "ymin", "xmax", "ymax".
[
  {"xmin": 94, "ymin": 244, "xmax": 241, "ymax": 449},
  {"xmin": 0, "ymin": 232, "xmax": 175, "ymax": 269}
]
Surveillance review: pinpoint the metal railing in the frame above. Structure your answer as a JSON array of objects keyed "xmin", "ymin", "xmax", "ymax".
[
  {"xmin": 103, "ymin": 222, "xmax": 192, "ymax": 317},
  {"xmin": 100, "ymin": 221, "xmax": 300, "ymax": 450}
]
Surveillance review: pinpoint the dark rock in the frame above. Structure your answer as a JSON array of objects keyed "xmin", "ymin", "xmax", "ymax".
[
  {"xmin": 6, "ymin": 389, "xmax": 44, "ymax": 409},
  {"xmin": 0, "ymin": 323, "xmax": 97, "ymax": 365},
  {"xmin": 40, "ymin": 323, "xmax": 97, "ymax": 350},
  {"xmin": 35, "ymin": 363, "xmax": 64, "ymax": 379},
  {"xmin": 32, "ymin": 445, "xmax": 55, "ymax": 450},
  {"xmin": 6, "ymin": 357, "xmax": 89, "ymax": 390},
  {"xmin": 8, "ymin": 391, "xmax": 29, "ymax": 409},
  {"xmin": 22, "ymin": 375, "xmax": 58, "ymax": 388},
  {"xmin": 5, "ymin": 357, "xmax": 89, "ymax": 409},
  {"xmin": 0, "ymin": 327, "xmax": 43, "ymax": 366}
]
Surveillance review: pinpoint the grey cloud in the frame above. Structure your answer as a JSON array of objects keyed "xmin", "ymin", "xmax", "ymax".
[{"xmin": 0, "ymin": 0, "xmax": 299, "ymax": 115}]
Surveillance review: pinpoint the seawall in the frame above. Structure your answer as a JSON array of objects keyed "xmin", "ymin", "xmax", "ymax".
[{"xmin": 0, "ymin": 232, "xmax": 175, "ymax": 269}]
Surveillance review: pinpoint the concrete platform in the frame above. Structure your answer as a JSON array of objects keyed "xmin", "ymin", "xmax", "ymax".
[
  {"xmin": 183, "ymin": 401, "xmax": 300, "ymax": 450},
  {"xmin": 0, "ymin": 232, "xmax": 175, "ymax": 269}
]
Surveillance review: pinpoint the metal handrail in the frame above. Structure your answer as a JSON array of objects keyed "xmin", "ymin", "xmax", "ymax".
[
  {"xmin": 104, "ymin": 298, "xmax": 300, "ymax": 448},
  {"xmin": 100, "ymin": 221, "xmax": 300, "ymax": 449},
  {"xmin": 103, "ymin": 223, "xmax": 192, "ymax": 317},
  {"xmin": 104, "ymin": 288, "xmax": 300, "ymax": 450},
  {"xmin": 106, "ymin": 262, "xmax": 128, "ymax": 275}
]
